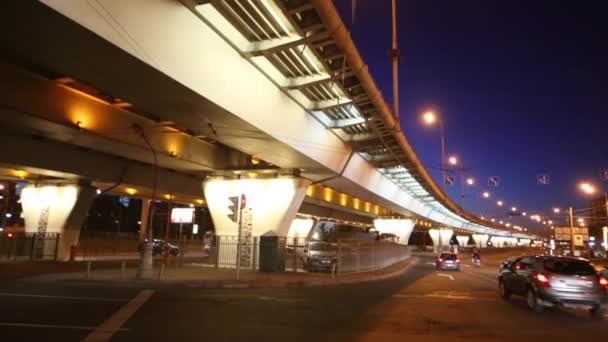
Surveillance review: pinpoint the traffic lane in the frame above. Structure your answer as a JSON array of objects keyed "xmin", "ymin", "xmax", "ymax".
[
  {"xmin": 351, "ymin": 259, "xmax": 607, "ymax": 341},
  {"xmin": 0, "ymin": 282, "xmax": 144, "ymax": 341},
  {"xmin": 111, "ymin": 258, "xmax": 434, "ymax": 342}
]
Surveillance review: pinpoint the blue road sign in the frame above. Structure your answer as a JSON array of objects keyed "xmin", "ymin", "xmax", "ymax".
[
  {"xmin": 537, "ymin": 174, "xmax": 550, "ymax": 185},
  {"xmin": 601, "ymin": 169, "xmax": 608, "ymax": 182},
  {"xmin": 445, "ymin": 176, "xmax": 455, "ymax": 186}
]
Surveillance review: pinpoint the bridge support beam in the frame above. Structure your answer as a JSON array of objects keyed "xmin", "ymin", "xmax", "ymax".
[
  {"xmin": 373, "ymin": 218, "xmax": 415, "ymax": 246},
  {"xmin": 472, "ymin": 234, "xmax": 489, "ymax": 249},
  {"xmin": 429, "ymin": 229, "xmax": 453, "ymax": 253},
  {"xmin": 456, "ymin": 235, "xmax": 470, "ymax": 248},
  {"xmin": 204, "ymin": 176, "xmax": 311, "ymax": 237},
  {"xmin": 20, "ymin": 184, "xmax": 96, "ymax": 261}
]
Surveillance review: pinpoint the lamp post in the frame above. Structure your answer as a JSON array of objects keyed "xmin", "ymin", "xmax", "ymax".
[{"xmin": 423, "ymin": 111, "xmax": 446, "ymax": 197}]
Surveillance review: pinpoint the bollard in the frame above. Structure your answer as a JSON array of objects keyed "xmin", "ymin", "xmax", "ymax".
[
  {"xmin": 159, "ymin": 263, "xmax": 165, "ymax": 280},
  {"xmin": 121, "ymin": 261, "xmax": 126, "ymax": 279},
  {"xmin": 86, "ymin": 260, "xmax": 91, "ymax": 280}
]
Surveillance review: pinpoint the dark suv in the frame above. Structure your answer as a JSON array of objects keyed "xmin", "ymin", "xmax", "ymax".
[
  {"xmin": 498, "ymin": 255, "xmax": 607, "ymax": 318},
  {"xmin": 138, "ymin": 239, "xmax": 180, "ymax": 256}
]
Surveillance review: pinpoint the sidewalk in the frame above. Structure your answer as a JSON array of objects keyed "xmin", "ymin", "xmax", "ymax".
[{"xmin": 19, "ymin": 258, "xmax": 418, "ymax": 289}]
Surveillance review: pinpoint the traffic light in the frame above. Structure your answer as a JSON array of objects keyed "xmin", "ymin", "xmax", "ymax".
[{"xmin": 227, "ymin": 196, "xmax": 239, "ymax": 223}]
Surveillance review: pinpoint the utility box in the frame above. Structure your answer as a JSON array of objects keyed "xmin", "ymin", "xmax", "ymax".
[{"xmin": 259, "ymin": 232, "xmax": 285, "ymax": 272}]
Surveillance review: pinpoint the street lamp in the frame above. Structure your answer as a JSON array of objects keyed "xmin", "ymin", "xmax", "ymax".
[
  {"xmin": 466, "ymin": 178, "xmax": 475, "ymax": 185},
  {"xmin": 448, "ymin": 156, "xmax": 458, "ymax": 165},
  {"xmin": 579, "ymin": 182, "xmax": 596, "ymax": 194},
  {"xmin": 422, "ymin": 110, "xmax": 447, "ymax": 196},
  {"xmin": 511, "ymin": 207, "xmax": 517, "ymax": 212},
  {"xmin": 553, "ymin": 208, "xmax": 560, "ymax": 213},
  {"xmin": 482, "ymin": 191, "xmax": 490, "ymax": 198},
  {"xmin": 497, "ymin": 200, "xmax": 503, "ymax": 206}
]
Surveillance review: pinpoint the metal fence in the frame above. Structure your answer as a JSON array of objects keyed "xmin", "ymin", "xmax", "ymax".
[
  {"xmin": 0, "ymin": 233, "xmax": 59, "ymax": 261},
  {"xmin": 68, "ymin": 234, "xmax": 410, "ymax": 277},
  {"xmin": 206, "ymin": 236, "xmax": 410, "ymax": 276}
]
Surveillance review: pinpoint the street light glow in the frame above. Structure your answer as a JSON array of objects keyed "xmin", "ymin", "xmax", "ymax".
[
  {"xmin": 423, "ymin": 111, "xmax": 436, "ymax": 125},
  {"xmin": 553, "ymin": 208, "xmax": 560, "ymax": 213},
  {"xmin": 579, "ymin": 182, "xmax": 596, "ymax": 194},
  {"xmin": 448, "ymin": 156, "xmax": 458, "ymax": 165},
  {"xmin": 497, "ymin": 200, "xmax": 503, "ymax": 206},
  {"xmin": 482, "ymin": 191, "xmax": 490, "ymax": 198},
  {"xmin": 466, "ymin": 178, "xmax": 474, "ymax": 185},
  {"xmin": 511, "ymin": 207, "xmax": 517, "ymax": 212}
]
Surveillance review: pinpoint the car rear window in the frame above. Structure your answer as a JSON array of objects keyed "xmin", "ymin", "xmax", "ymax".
[
  {"xmin": 440, "ymin": 253, "xmax": 457, "ymax": 260},
  {"xmin": 543, "ymin": 258, "xmax": 596, "ymax": 276}
]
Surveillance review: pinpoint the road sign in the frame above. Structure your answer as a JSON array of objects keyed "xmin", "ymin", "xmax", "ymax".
[
  {"xmin": 171, "ymin": 208, "xmax": 194, "ymax": 224},
  {"xmin": 554, "ymin": 227, "xmax": 589, "ymax": 241},
  {"xmin": 488, "ymin": 176, "xmax": 499, "ymax": 187},
  {"xmin": 444, "ymin": 176, "xmax": 455, "ymax": 186},
  {"xmin": 537, "ymin": 174, "xmax": 550, "ymax": 185},
  {"xmin": 601, "ymin": 169, "xmax": 608, "ymax": 182}
]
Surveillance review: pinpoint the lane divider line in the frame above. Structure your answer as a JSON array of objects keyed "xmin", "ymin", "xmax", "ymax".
[
  {"xmin": 0, "ymin": 323, "xmax": 128, "ymax": 331},
  {"xmin": 0, "ymin": 293, "xmax": 128, "ymax": 302},
  {"xmin": 83, "ymin": 289, "xmax": 154, "ymax": 342}
]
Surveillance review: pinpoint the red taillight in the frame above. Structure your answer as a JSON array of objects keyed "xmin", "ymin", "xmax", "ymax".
[
  {"xmin": 600, "ymin": 277, "xmax": 608, "ymax": 288},
  {"xmin": 7, "ymin": 233, "xmax": 13, "ymax": 238},
  {"xmin": 455, "ymin": 259, "xmax": 460, "ymax": 263},
  {"xmin": 438, "ymin": 258, "xmax": 443, "ymax": 262},
  {"xmin": 535, "ymin": 273, "xmax": 550, "ymax": 287}
]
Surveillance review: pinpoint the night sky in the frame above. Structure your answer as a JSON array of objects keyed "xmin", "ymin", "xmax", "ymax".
[{"xmin": 336, "ymin": 1, "xmax": 608, "ymax": 234}]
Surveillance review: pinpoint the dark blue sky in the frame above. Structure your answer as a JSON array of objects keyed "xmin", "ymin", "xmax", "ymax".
[{"xmin": 336, "ymin": 1, "xmax": 608, "ymax": 233}]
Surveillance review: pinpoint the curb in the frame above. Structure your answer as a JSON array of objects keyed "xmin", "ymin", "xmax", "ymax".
[{"xmin": 19, "ymin": 258, "xmax": 419, "ymax": 290}]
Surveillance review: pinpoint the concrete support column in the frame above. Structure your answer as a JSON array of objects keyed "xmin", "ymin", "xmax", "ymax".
[
  {"xmin": 204, "ymin": 176, "xmax": 310, "ymax": 269},
  {"xmin": 456, "ymin": 235, "xmax": 469, "ymax": 248},
  {"xmin": 429, "ymin": 228, "xmax": 453, "ymax": 253},
  {"xmin": 287, "ymin": 218, "xmax": 314, "ymax": 239},
  {"xmin": 138, "ymin": 199, "xmax": 151, "ymax": 241},
  {"xmin": 374, "ymin": 218, "xmax": 415, "ymax": 245},
  {"xmin": 472, "ymin": 234, "xmax": 489, "ymax": 249},
  {"xmin": 21, "ymin": 184, "xmax": 96, "ymax": 261}
]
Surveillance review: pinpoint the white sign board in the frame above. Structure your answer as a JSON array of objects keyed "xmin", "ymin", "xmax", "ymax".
[
  {"xmin": 192, "ymin": 224, "xmax": 199, "ymax": 234},
  {"xmin": 171, "ymin": 208, "xmax": 194, "ymax": 224}
]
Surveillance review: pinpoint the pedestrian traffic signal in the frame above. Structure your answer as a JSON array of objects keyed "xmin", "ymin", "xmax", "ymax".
[{"xmin": 227, "ymin": 196, "xmax": 239, "ymax": 223}]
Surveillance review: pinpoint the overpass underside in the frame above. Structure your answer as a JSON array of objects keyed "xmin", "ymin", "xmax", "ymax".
[{"xmin": 0, "ymin": 0, "xmax": 534, "ymax": 259}]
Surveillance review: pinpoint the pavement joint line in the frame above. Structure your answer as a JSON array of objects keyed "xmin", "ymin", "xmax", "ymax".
[
  {"xmin": 0, "ymin": 293, "xmax": 129, "ymax": 302},
  {"xmin": 0, "ymin": 323, "xmax": 129, "ymax": 331},
  {"xmin": 83, "ymin": 289, "xmax": 154, "ymax": 342}
]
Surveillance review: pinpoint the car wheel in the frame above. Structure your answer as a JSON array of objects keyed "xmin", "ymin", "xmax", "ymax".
[
  {"xmin": 590, "ymin": 304, "xmax": 605, "ymax": 319},
  {"xmin": 499, "ymin": 280, "xmax": 511, "ymax": 300},
  {"xmin": 526, "ymin": 288, "xmax": 543, "ymax": 313}
]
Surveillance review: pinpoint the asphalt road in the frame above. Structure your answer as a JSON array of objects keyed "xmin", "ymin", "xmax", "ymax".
[{"xmin": 1, "ymin": 250, "xmax": 606, "ymax": 341}]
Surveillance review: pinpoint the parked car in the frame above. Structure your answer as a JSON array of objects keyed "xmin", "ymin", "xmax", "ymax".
[
  {"xmin": 498, "ymin": 255, "xmax": 608, "ymax": 318},
  {"xmin": 302, "ymin": 242, "xmax": 337, "ymax": 272},
  {"xmin": 436, "ymin": 252, "xmax": 460, "ymax": 271},
  {"xmin": 138, "ymin": 239, "xmax": 180, "ymax": 256}
]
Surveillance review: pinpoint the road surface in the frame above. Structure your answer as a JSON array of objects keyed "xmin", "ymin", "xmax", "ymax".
[{"xmin": 0, "ymin": 250, "xmax": 606, "ymax": 341}]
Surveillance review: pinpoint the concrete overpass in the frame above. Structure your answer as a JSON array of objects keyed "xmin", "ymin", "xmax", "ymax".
[{"xmin": 0, "ymin": 0, "xmax": 536, "ymax": 259}]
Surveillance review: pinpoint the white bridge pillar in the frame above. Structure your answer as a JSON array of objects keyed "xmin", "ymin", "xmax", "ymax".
[
  {"xmin": 472, "ymin": 234, "xmax": 489, "ymax": 249},
  {"xmin": 429, "ymin": 229, "xmax": 453, "ymax": 253},
  {"xmin": 21, "ymin": 184, "xmax": 96, "ymax": 261},
  {"xmin": 204, "ymin": 176, "xmax": 310, "ymax": 237},
  {"xmin": 456, "ymin": 235, "xmax": 469, "ymax": 248},
  {"xmin": 374, "ymin": 218, "xmax": 415, "ymax": 245}
]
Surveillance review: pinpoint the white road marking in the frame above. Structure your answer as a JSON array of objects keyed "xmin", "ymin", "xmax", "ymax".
[
  {"xmin": 462, "ymin": 264, "xmax": 471, "ymax": 268},
  {"xmin": 426, "ymin": 262, "xmax": 436, "ymax": 265},
  {"xmin": 0, "ymin": 323, "xmax": 128, "ymax": 331},
  {"xmin": 83, "ymin": 289, "xmax": 154, "ymax": 342},
  {"xmin": 437, "ymin": 273, "xmax": 455, "ymax": 280},
  {"xmin": 0, "ymin": 293, "xmax": 128, "ymax": 302},
  {"xmin": 393, "ymin": 293, "xmax": 496, "ymax": 301}
]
